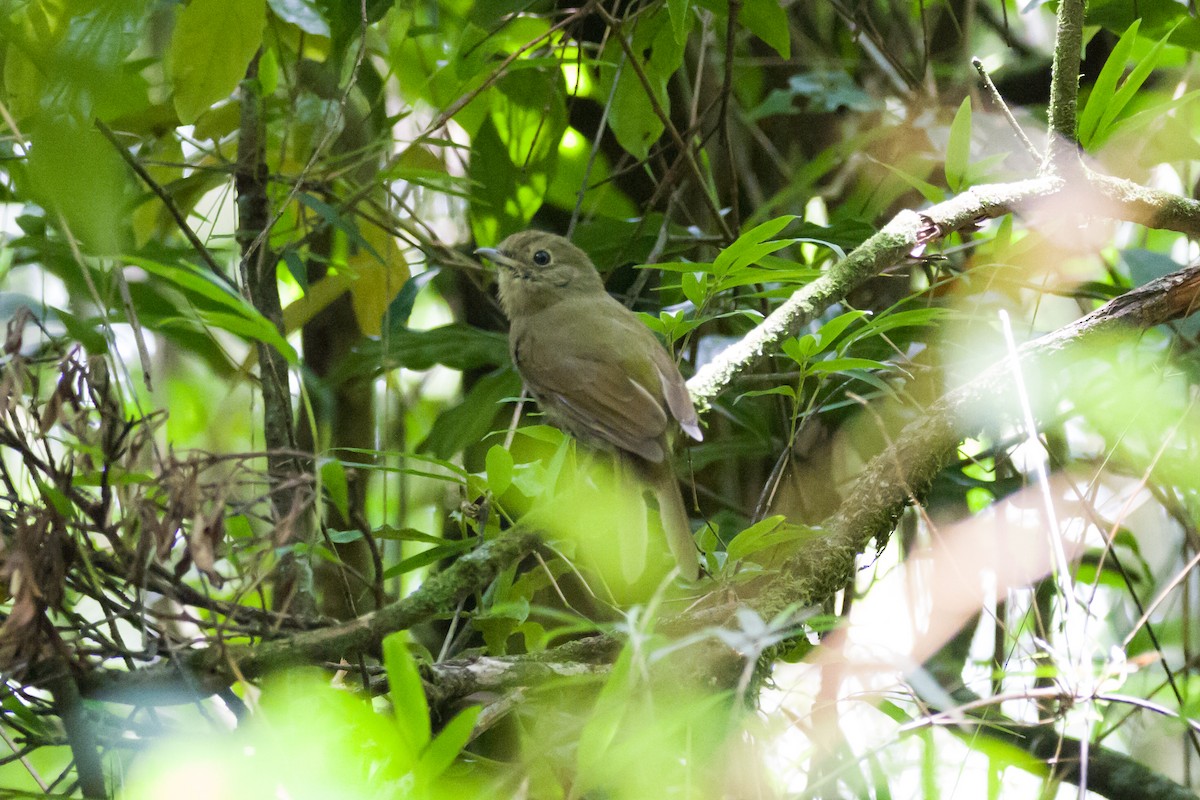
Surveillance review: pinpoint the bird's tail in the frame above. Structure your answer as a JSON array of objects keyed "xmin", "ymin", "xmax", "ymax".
[{"xmin": 642, "ymin": 459, "xmax": 700, "ymax": 581}]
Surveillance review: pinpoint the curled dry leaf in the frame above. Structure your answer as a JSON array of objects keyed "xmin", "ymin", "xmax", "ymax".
[
  {"xmin": 187, "ymin": 513, "xmax": 225, "ymax": 588},
  {"xmin": 3, "ymin": 306, "xmax": 31, "ymax": 355}
]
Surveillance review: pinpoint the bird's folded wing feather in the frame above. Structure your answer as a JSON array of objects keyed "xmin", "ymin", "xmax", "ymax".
[{"xmin": 514, "ymin": 302, "xmax": 674, "ymax": 462}]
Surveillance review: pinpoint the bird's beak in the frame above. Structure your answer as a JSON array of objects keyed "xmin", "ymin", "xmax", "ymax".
[{"xmin": 475, "ymin": 247, "xmax": 517, "ymax": 270}]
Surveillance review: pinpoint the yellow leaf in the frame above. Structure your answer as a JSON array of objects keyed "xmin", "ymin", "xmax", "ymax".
[{"xmin": 348, "ymin": 220, "xmax": 408, "ymax": 337}]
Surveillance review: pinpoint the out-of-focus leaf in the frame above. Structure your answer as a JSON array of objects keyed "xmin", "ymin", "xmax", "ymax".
[
  {"xmin": 878, "ymin": 161, "xmax": 944, "ymax": 203},
  {"xmin": 267, "ymin": 0, "xmax": 329, "ymax": 36},
  {"xmin": 491, "ymin": 68, "xmax": 566, "ymax": 166},
  {"xmin": 736, "ymin": 385, "xmax": 796, "ymax": 402},
  {"xmin": 170, "ymin": 0, "xmax": 266, "ymax": 123},
  {"xmin": 750, "ymin": 71, "xmax": 878, "ymax": 119},
  {"xmin": 296, "ymin": 193, "xmax": 381, "ymax": 260},
  {"xmin": 667, "ymin": 0, "xmax": 692, "ymax": 44},
  {"xmin": 605, "ymin": 9, "xmax": 683, "ymax": 160},
  {"xmin": 416, "ymin": 706, "xmax": 480, "ymax": 784},
  {"xmin": 1087, "ymin": 0, "xmax": 1200, "ymax": 51},
  {"xmin": 382, "ymin": 632, "xmax": 430, "ymax": 757},
  {"xmin": 129, "ymin": 256, "xmax": 298, "ymax": 362},
  {"xmin": 843, "ymin": 307, "xmax": 951, "ymax": 346},
  {"xmin": 23, "ymin": 116, "xmax": 130, "ymax": 255},
  {"xmin": 417, "ymin": 367, "xmax": 522, "ymax": 459},
  {"xmin": 380, "ymin": 540, "xmax": 474, "ymax": 580},
  {"xmin": 319, "ymin": 457, "xmax": 348, "ymax": 521},
  {"xmin": 739, "ymin": 0, "xmax": 790, "ymax": 58},
  {"xmin": 332, "ymin": 323, "xmax": 510, "ymax": 384},
  {"xmin": 383, "ymin": 269, "xmax": 439, "ymax": 336},
  {"xmin": 468, "ymin": 118, "xmax": 549, "ymax": 244},
  {"xmin": 369, "ymin": 526, "xmax": 462, "ymax": 544},
  {"xmin": 348, "ymin": 220, "xmax": 409, "ymax": 337},
  {"xmin": 486, "ymin": 445, "xmax": 514, "ymax": 496},
  {"xmin": 945, "ymin": 96, "xmax": 971, "ymax": 192},
  {"xmin": 1080, "ymin": 20, "xmax": 1174, "ymax": 149},
  {"xmin": 809, "ymin": 356, "xmax": 890, "ymax": 373},
  {"xmin": 1122, "ymin": 248, "xmax": 1181, "ymax": 287}
]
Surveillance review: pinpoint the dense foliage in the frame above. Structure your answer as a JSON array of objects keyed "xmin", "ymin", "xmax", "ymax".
[{"xmin": 2, "ymin": 0, "xmax": 1200, "ymax": 797}]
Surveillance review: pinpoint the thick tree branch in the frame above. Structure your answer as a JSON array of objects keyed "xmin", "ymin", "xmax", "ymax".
[
  {"xmin": 80, "ymin": 529, "xmax": 541, "ymax": 705},
  {"xmin": 688, "ymin": 166, "xmax": 1200, "ymax": 405},
  {"xmin": 687, "ymin": 178, "xmax": 1061, "ymax": 403},
  {"xmin": 39, "ymin": 661, "xmax": 106, "ymax": 799},
  {"xmin": 928, "ymin": 688, "xmax": 1200, "ymax": 800},
  {"xmin": 754, "ymin": 261, "xmax": 1200, "ymax": 619}
]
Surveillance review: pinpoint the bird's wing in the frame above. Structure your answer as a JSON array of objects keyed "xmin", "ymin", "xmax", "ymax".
[
  {"xmin": 647, "ymin": 343, "xmax": 702, "ymax": 442},
  {"xmin": 513, "ymin": 302, "xmax": 672, "ymax": 462}
]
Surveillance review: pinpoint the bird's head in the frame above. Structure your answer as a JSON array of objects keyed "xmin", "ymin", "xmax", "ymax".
[{"xmin": 476, "ymin": 231, "xmax": 606, "ymax": 318}]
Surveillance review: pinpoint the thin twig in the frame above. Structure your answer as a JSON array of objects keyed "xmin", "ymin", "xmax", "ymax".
[
  {"xmin": 971, "ymin": 57, "xmax": 1041, "ymax": 161},
  {"xmin": 95, "ymin": 119, "xmax": 233, "ymax": 287},
  {"xmin": 594, "ymin": 3, "xmax": 734, "ymax": 242}
]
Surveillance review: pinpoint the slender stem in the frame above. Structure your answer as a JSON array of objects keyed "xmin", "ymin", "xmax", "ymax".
[
  {"xmin": 235, "ymin": 50, "xmax": 315, "ymax": 616},
  {"xmin": 972, "ymin": 57, "xmax": 1041, "ymax": 162},
  {"xmin": 95, "ymin": 120, "xmax": 234, "ymax": 288},
  {"xmin": 594, "ymin": 3, "xmax": 734, "ymax": 242}
]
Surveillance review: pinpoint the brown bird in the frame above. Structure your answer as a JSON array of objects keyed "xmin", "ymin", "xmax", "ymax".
[{"xmin": 476, "ymin": 231, "xmax": 703, "ymax": 580}]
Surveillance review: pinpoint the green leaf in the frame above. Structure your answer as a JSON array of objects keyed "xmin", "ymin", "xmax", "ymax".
[
  {"xmin": 726, "ymin": 515, "xmax": 786, "ymax": 561},
  {"xmin": 667, "ymin": 0, "xmax": 692, "ymax": 43},
  {"xmin": 125, "ymin": 256, "xmax": 240, "ymax": 311},
  {"xmin": 382, "ymin": 632, "xmax": 431, "ymax": 756},
  {"xmin": 467, "ymin": 118, "xmax": 549, "ymax": 243},
  {"xmin": 680, "ymin": 272, "xmax": 708, "ymax": 306},
  {"xmin": 945, "ymin": 96, "xmax": 971, "ymax": 192},
  {"xmin": 417, "ymin": 706, "xmax": 481, "ymax": 784},
  {"xmin": 192, "ymin": 310, "xmax": 298, "ymax": 364},
  {"xmin": 809, "ymin": 357, "xmax": 890, "ymax": 373},
  {"xmin": 814, "ymin": 310, "xmax": 867, "ymax": 353},
  {"xmin": 1093, "ymin": 26, "xmax": 1175, "ymax": 148},
  {"xmin": 319, "ymin": 457, "xmax": 349, "ymax": 521},
  {"xmin": 1086, "ymin": 0, "xmax": 1200, "ymax": 51},
  {"xmin": 383, "ymin": 270, "xmax": 439, "ymax": 336},
  {"xmin": 605, "ymin": 10, "xmax": 683, "ymax": 160},
  {"xmin": 417, "ymin": 368, "xmax": 522, "ymax": 459},
  {"xmin": 1122, "ymin": 248, "xmax": 1182, "ymax": 287},
  {"xmin": 486, "ymin": 445, "xmax": 514, "ymax": 496},
  {"xmin": 381, "ymin": 540, "xmax": 474, "ymax": 580},
  {"xmin": 266, "ymin": 0, "xmax": 329, "ymax": 36},
  {"xmin": 781, "ymin": 334, "xmax": 817, "ymax": 364},
  {"xmin": 843, "ymin": 307, "xmax": 950, "ymax": 346},
  {"xmin": 576, "ymin": 647, "xmax": 634, "ymax": 784},
  {"xmin": 739, "ymin": 0, "xmax": 790, "ymax": 58},
  {"xmin": 372, "ymin": 525, "xmax": 469, "ymax": 545},
  {"xmin": 878, "ymin": 161, "xmax": 944, "ymax": 203},
  {"xmin": 24, "ymin": 116, "xmax": 129, "ymax": 256},
  {"xmin": 295, "ymin": 192, "xmax": 382, "ymax": 261},
  {"xmin": 34, "ymin": 478, "xmax": 73, "ymax": 517},
  {"xmin": 735, "ymin": 385, "xmax": 796, "ymax": 402},
  {"xmin": 332, "ymin": 324, "xmax": 510, "ymax": 384},
  {"xmin": 491, "ymin": 68, "xmax": 567, "ymax": 166},
  {"xmin": 748, "ymin": 71, "xmax": 880, "ymax": 119},
  {"xmin": 170, "ymin": 0, "xmax": 267, "ymax": 124},
  {"xmin": 712, "ymin": 215, "xmax": 799, "ymax": 279}
]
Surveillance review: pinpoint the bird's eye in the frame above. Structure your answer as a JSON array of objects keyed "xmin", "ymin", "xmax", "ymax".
[{"xmin": 532, "ymin": 250, "xmax": 551, "ymax": 266}]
